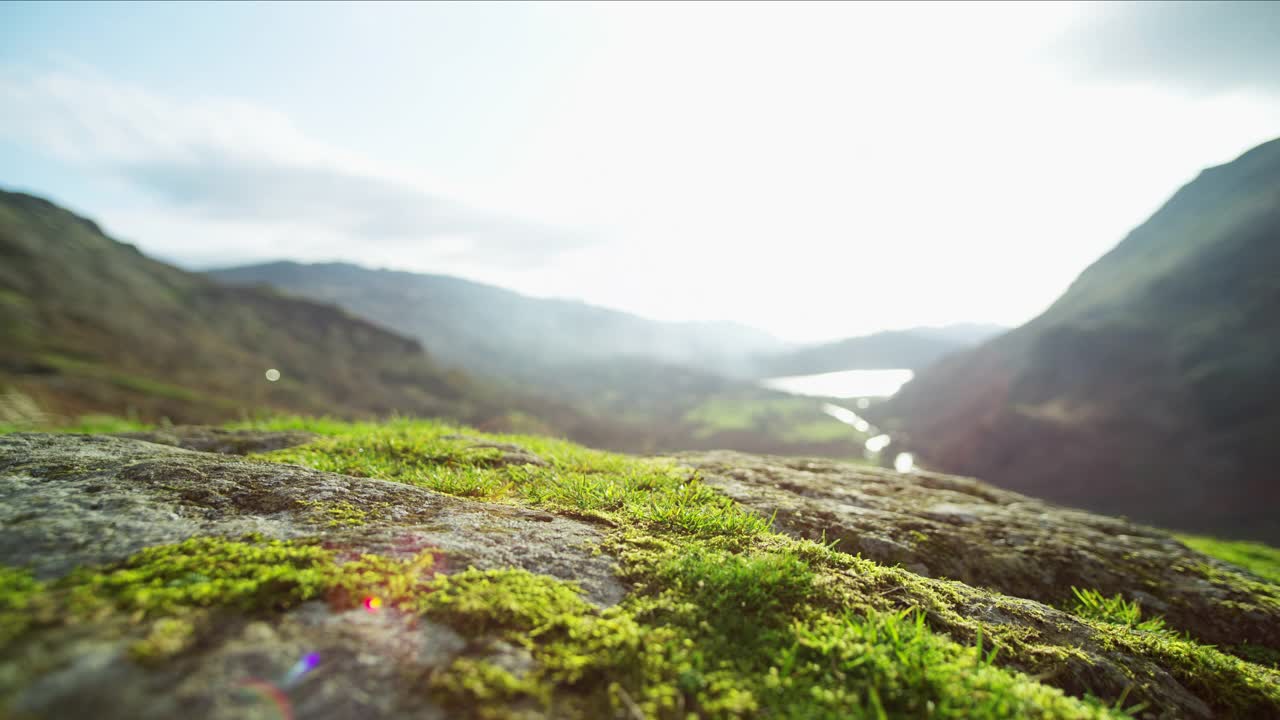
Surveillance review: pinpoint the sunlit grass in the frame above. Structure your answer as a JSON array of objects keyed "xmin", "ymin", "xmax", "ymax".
[
  {"xmin": 1178, "ymin": 534, "xmax": 1280, "ymax": 585},
  {"xmin": 249, "ymin": 417, "xmax": 772, "ymax": 537},
  {"xmin": 1069, "ymin": 587, "xmax": 1173, "ymax": 637},
  {"xmin": 5, "ymin": 414, "xmax": 1277, "ymax": 717}
]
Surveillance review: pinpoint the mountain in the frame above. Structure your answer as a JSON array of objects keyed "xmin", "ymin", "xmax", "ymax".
[
  {"xmin": 208, "ymin": 261, "xmax": 785, "ymax": 379},
  {"xmin": 207, "ymin": 260, "xmax": 875, "ymax": 458},
  {"xmin": 909, "ymin": 322, "xmax": 1007, "ymax": 345},
  {"xmin": 753, "ymin": 325, "xmax": 1001, "ymax": 377},
  {"xmin": 0, "ymin": 189, "xmax": 491, "ymax": 425},
  {"xmin": 875, "ymin": 137, "xmax": 1280, "ymax": 542},
  {"xmin": 0, "ymin": 190, "xmax": 866, "ymax": 458}
]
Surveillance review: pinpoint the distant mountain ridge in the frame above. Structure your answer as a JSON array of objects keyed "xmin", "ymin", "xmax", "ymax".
[
  {"xmin": 209, "ymin": 261, "xmax": 785, "ymax": 380},
  {"xmin": 208, "ymin": 261, "xmax": 879, "ymax": 458},
  {"xmin": 876, "ymin": 137, "xmax": 1280, "ymax": 543},
  {"xmin": 210, "ymin": 261, "xmax": 1005, "ymax": 380},
  {"xmin": 0, "ymin": 189, "xmax": 873, "ymax": 459},
  {"xmin": 752, "ymin": 324, "xmax": 1004, "ymax": 377}
]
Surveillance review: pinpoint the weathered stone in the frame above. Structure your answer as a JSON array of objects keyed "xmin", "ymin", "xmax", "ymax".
[
  {"xmin": 116, "ymin": 426, "xmax": 318, "ymax": 455},
  {"xmin": 0, "ymin": 433, "xmax": 621, "ymax": 604},
  {"xmin": 6, "ymin": 603, "xmax": 464, "ymax": 720},
  {"xmin": 675, "ymin": 450, "xmax": 1280, "ymax": 651},
  {"xmin": 0, "ymin": 433, "xmax": 627, "ymax": 719},
  {"xmin": 3, "ymin": 432, "xmax": 1277, "ymax": 719}
]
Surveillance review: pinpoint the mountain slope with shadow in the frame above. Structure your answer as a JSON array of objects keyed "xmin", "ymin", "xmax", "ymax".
[{"xmin": 875, "ymin": 137, "xmax": 1280, "ymax": 543}]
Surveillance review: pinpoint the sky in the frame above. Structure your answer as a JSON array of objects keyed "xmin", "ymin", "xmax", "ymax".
[{"xmin": 2, "ymin": 1, "xmax": 1279, "ymax": 343}]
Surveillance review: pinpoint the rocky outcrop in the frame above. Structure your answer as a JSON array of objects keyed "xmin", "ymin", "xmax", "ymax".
[
  {"xmin": 676, "ymin": 450, "xmax": 1280, "ymax": 651},
  {"xmin": 0, "ymin": 433, "xmax": 621, "ymax": 719},
  {"xmin": 0, "ymin": 433, "xmax": 620, "ymax": 602},
  {"xmin": 1, "ymin": 430, "xmax": 1277, "ymax": 719},
  {"xmin": 876, "ymin": 137, "xmax": 1280, "ymax": 544},
  {"xmin": 115, "ymin": 426, "xmax": 320, "ymax": 456}
]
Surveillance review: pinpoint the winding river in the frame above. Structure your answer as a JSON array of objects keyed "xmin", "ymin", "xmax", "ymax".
[{"xmin": 759, "ymin": 369, "xmax": 915, "ymax": 472}]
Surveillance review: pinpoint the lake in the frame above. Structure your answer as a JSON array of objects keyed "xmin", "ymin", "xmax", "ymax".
[
  {"xmin": 758, "ymin": 368, "xmax": 914, "ymax": 399},
  {"xmin": 760, "ymin": 369, "xmax": 917, "ymax": 472}
]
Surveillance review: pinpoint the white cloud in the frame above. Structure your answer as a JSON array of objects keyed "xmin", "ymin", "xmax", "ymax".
[
  {"xmin": 3, "ymin": 2, "xmax": 1279, "ymax": 343},
  {"xmin": 0, "ymin": 64, "xmax": 589, "ymax": 268}
]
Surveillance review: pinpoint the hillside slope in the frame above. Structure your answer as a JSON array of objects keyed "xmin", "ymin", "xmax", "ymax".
[
  {"xmin": 877, "ymin": 137, "xmax": 1280, "ymax": 542},
  {"xmin": 208, "ymin": 260, "xmax": 873, "ymax": 458},
  {"xmin": 753, "ymin": 329, "xmax": 973, "ymax": 377},
  {"xmin": 0, "ymin": 190, "xmax": 477, "ymax": 424},
  {"xmin": 0, "ymin": 190, "xmax": 865, "ymax": 458}
]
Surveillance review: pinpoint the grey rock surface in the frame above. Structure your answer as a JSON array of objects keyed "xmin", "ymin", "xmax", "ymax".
[
  {"xmin": 116, "ymin": 426, "xmax": 319, "ymax": 455},
  {"xmin": 675, "ymin": 450, "xmax": 1280, "ymax": 650},
  {"xmin": 0, "ymin": 433, "xmax": 623, "ymax": 719},
  {"xmin": 0, "ymin": 433, "xmax": 620, "ymax": 604}
]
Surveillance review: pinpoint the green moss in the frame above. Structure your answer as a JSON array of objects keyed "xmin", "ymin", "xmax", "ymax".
[
  {"xmin": 420, "ymin": 568, "xmax": 592, "ymax": 635},
  {"xmin": 417, "ymin": 535, "xmax": 1120, "ymax": 720},
  {"xmin": 64, "ymin": 536, "xmax": 337, "ymax": 617},
  {"xmin": 252, "ymin": 418, "xmax": 770, "ymax": 537},
  {"xmin": 297, "ymin": 499, "xmax": 390, "ymax": 527},
  {"xmin": 1108, "ymin": 627, "xmax": 1280, "ymax": 716},
  {"xmin": 129, "ymin": 616, "xmax": 198, "ymax": 663},
  {"xmin": 0, "ymin": 566, "xmax": 47, "ymax": 646},
  {"xmin": 230, "ymin": 417, "xmax": 1280, "ymax": 717},
  {"xmin": 3, "ymin": 531, "xmax": 1126, "ymax": 718},
  {"xmin": 11, "ymin": 416, "xmax": 1280, "ymax": 717},
  {"xmin": 48, "ymin": 535, "xmax": 438, "ymax": 625},
  {"xmin": 1193, "ymin": 561, "xmax": 1280, "ymax": 611},
  {"xmin": 1047, "ymin": 587, "xmax": 1280, "ymax": 714}
]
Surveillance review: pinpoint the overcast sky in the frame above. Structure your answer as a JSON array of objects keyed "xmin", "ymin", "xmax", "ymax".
[{"xmin": 3, "ymin": 1, "xmax": 1279, "ymax": 342}]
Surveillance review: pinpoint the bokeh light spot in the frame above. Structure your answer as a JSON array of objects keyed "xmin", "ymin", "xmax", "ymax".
[{"xmin": 894, "ymin": 452, "xmax": 915, "ymax": 473}]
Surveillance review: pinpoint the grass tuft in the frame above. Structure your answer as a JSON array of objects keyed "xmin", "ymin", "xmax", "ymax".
[{"xmin": 6, "ymin": 415, "xmax": 1280, "ymax": 718}]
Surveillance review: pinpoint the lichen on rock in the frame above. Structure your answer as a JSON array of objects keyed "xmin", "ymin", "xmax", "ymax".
[
  {"xmin": 674, "ymin": 450, "xmax": 1280, "ymax": 652},
  {"xmin": 0, "ymin": 422, "xmax": 1278, "ymax": 719}
]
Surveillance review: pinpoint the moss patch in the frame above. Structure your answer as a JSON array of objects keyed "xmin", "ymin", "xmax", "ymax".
[
  {"xmin": 251, "ymin": 418, "xmax": 770, "ymax": 537},
  {"xmin": 0, "ymin": 566, "xmax": 47, "ymax": 646},
  {"xmin": 7, "ymin": 417, "xmax": 1280, "ymax": 718},
  {"xmin": 236, "ymin": 417, "xmax": 1280, "ymax": 718},
  {"xmin": 418, "ymin": 536, "xmax": 1121, "ymax": 720},
  {"xmin": 297, "ymin": 499, "xmax": 390, "ymax": 527}
]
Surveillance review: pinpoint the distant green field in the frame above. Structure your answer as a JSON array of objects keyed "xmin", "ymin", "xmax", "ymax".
[
  {"xmin": 1178, "ymin": 535, "xmax": 1280, "ymax": 584},
  {"xmin": 683, "ymin": 394, "xmax": 862, "ymax": 444}
]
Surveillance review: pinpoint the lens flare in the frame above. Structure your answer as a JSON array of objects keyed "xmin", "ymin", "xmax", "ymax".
[
  {"xmin": 894, "ymin": 452, "xmax": 915, "ymax": 473},
  {"xmin": 865, "ymin": 434, "xmax": 892, "ymax": 453},
  {"xmin": 238, "ymin": 679, "xmax": 293, "ymax": 720},
  {"xmin": 282, "ymin": 652, "xmax": 320, "ymax": 688}
]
